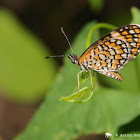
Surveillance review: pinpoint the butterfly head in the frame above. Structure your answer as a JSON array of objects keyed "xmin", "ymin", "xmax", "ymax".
[{"xmin": 68, "ymin": 54, "xmax": 79, "ymax": 65}]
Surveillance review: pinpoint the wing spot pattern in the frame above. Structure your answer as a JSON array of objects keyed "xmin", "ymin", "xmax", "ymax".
[{"xmin": 78, "ymin": 24, "xmax": 140, "ymax": 80}]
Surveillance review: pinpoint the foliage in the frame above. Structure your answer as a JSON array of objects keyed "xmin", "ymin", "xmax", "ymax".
[
  {"xmin": 0, "ymin": 9, "xmax": 57, "ymax": 103},
  {"xmin": 60, "ymin": 71, "xmax": 95, "ymax": 103},
  {"xmin": 15, "ymin": 7, "xmax": 140, "ymax": 140}
]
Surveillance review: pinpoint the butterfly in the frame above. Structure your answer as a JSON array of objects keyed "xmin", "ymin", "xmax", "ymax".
[{"xmin": 46, "ymin": 24, "xmax": 140, "ymax": 91}]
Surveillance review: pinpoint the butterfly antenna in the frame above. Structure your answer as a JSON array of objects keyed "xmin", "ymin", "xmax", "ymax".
[
  {"xmin": 61, "ymin": 27, "xmax": 74, "ymax": 55},
  {"xmin": 45, "ymin": 54, "xmax": 67, "ymax": 59}
]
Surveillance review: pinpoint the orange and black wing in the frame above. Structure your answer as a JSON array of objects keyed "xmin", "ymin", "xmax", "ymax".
[
  {"xmin": 79, "ymin": 38, "xmax": 127, "ymax": 80},
  {"xmin": 84, "ymin": 38, "xmax": 129, "ymax": 71},
  {"xmin": 78, "ymin": 24, "xmax": 140, "ymax": 80},
  {"xmin": 103, "ymin": 24, "xmax": 140, "ymax": 60},
  {"xmin": 79, "ymin": 24, "xmax": 140, "ymax": 62}
]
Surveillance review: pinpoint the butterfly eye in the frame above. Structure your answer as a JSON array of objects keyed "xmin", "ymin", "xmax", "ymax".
[{"xmin": 71, "ymin": 58, "xmax": 75, "ymax": 64}]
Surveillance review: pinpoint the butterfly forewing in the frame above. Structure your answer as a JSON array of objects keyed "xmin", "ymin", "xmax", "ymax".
[{"xmin": 108, "ymin": 24, "xmax": 140, "ymax": 60}]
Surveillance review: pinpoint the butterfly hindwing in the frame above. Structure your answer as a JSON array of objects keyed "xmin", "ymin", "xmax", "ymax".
[{"xmin": 98, "ymin": 71, "xmax": 123, "ymax": 81}]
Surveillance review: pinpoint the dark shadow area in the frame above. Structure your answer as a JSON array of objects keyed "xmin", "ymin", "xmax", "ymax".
[
  {"xmin": 78, "ymin": 134, "xmax": 108, "ymax": 140},
  {"xmin": 118, "ymin": 115, "xmax": 140, "ymax": 134}
]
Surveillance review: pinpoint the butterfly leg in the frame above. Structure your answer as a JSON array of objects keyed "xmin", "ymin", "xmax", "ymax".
[
  {"xmin": 89, "ymin": 70, "xmax": 93, "ymax": 90},
  {"xmin": 77, "ymin": 71, "xmax": 83, "ymax": 92}
]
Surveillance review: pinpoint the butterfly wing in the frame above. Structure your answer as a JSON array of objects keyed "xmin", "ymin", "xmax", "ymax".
[
  {"xmin": 80, "ymin": 38, "xmax": 130, "ymax": 72},
  {"xmin": 103, "ymin": 24, "xmax": 140, "ymax": 60},
  {"xmin": 79, "ymin": 24, "xmax": 140, "ymax": 80},
  {"xmin": 98, "ymin": 71, "xmax": 123, "ymax": 81},
  {"xmin": 79, "ymin": 24, "xmax": 140, "ymax": 62}
]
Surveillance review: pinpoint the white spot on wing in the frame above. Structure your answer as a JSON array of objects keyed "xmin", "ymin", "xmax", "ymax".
[
  {"xmin": 107, "ymin": 63, "xmax": 111, "ymax": 68},
  {"xmin": 110, "ymin": 56, "xmax": 114, "ymax": 59},
  {"xmin": 123, "ymin": 49, "xmax": 128, "ymax": 53},
  {"xmin": 121, "ymin": 44, "xmax": 126, "ymax": 48},
  {"xmin": 96, "ymin": 62, "xmax": 101, "ymax": 66},
  {"xmin": 110, "ymin": 50, "xmax": 115, "ymax": 55},
  {"xmin": 121, "ymin": 53, "xmax": 127, "ymax": 58},
  {"xmin": 99, "ymin": 54, "xmax": 106, "ymax": 60},
  {"xmin": 134, "ymin": 34, "xmax": 138, "ymax": 37},
  {"xmin": 130, "ymin": 42, "xmax": 136, "ymax": 47},
  {"xmin": 98, "ymin": 45, "xmax": 103, "ymax": 51},
  {"xmin": 106, "ymin": 59, "xmax": 111, "ymax": 63},
  {"xmin": 116, "ymin": 40, "xmax": 122, "ymax": 44},
  {"xmin": 111, "ymin": 32, "xmax": 120, "ymax": 38},
  {"xmin": 110, "ymin": 39, "xmax": 115, "ymax": 42},
  {"xmin": 120, "ymin": 59, "xmax": 125, "ymax": 64},
  {"xmin": 125, "ymin": 26, "xmax": 128, "ymax": 29},
  {"xmin": 134, "ymin": 38, "xmax": 138, "ymax": 42},
  {"xmin": 129, "ymin": 30, "xmax": 135, "ymax": 34}
]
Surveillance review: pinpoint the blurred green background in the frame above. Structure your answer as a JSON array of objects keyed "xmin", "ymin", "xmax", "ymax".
[{"xmin": 0, "ymin": 0, "xmax": 140, "ymax": 140}]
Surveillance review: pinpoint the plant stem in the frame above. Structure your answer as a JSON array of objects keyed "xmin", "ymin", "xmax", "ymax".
[{"xmin": 86, "ymin": 23, "xmax": 117, "ymax": 49}]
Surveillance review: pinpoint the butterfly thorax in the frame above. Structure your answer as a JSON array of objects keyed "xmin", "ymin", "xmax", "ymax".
[{"xmin": 68, "ymin": 54, "xmax": 89, "ymax": 72}]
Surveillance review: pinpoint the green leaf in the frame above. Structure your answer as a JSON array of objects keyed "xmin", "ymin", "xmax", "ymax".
[
  {"xmin": 131, "ymin": 7, "xmax": 140, "ymax": 82},
  {"xmin": 114, "ymin": 116, "xmax": 140, "ymax": 140},
  {"xmin": 15, "ymin": 21, "xmax": 140, "ymax": 140},
  {"xmin": 60, "ymin": 71, "xmax": 95, "ymax": 103},
  {"xmin": 97, "ymin": 7, "xmax": 140, "ymax": 92},
  {"xmin": 15, "ymin": 86, "xmax": 140, "ymax": 140},
  {"xmin": 0, "ymin": 9, "xmax": 57, "ymax": 103},
  {"xmin": 60, "ymin": 87, "xmax": 94, "ymax": 103},
  {"xmin": 131, "ymin": 7, "xmax": 140, "ymax": 23}
]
